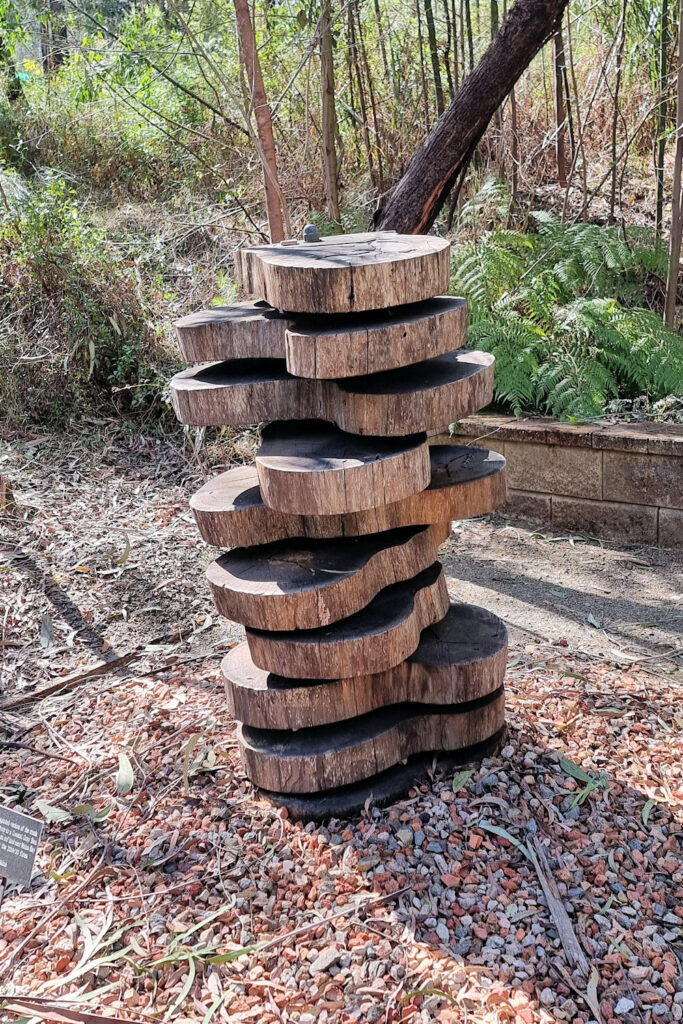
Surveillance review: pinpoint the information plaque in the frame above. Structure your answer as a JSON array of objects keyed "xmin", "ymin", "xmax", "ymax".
[{"xmin": 0, "ymin": 806, "xmax": 42, "ymax": 887}]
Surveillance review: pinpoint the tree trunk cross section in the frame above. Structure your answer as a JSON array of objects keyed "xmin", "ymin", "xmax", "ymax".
[
  {"xmin": 169, "ymin": 348, "xmax": 495, "ymax": 436},
  {"xmin": 234, "ymin": 231, "xmax": 451, "ymax": 313},
  {"xmin": 167, "ymin": 230, "xmax": 508, "ymax": 813},
  {"xmin": 174, "ymin": 296, "xmax": 468, "ymax": 379}
]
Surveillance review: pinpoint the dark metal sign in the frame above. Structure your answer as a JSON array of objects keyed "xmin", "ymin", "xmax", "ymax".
[{"xmin": 0, "ymin": 806, "xmax": 42, "ymax": 887}]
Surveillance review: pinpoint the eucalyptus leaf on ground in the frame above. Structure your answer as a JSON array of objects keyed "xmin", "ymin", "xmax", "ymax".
[
  {"xmin": 116, "ymin": 752, "xmax": 134, "ymax": 795},
  {"xmin": 35, "ymin": 800, "xmax": 72, "ymax": 824}
]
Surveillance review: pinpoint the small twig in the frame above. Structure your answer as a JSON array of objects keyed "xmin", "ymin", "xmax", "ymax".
[
  {"xmin": 0, "ymin": 742, "xmax": 78, "ymax": 764},
  {"xmin": 250, "ymin": 884, "xmax": 413, "ymax": 957}
]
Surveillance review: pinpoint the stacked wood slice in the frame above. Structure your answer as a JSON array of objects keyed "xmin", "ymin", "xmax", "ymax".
[{"xmin": 170, "ymin": 230, "xmax": 508, "ymax": 817}]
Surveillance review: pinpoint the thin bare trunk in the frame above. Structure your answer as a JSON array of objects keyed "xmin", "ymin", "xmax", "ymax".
[
  {"xmin": 656, "ymin": 0, "xmax": 671, "ymax": 238},
  {"xmin": 442, "ymin": 0, "xmax": 455, "ymax": 100},
  {"xmin": 503, "ymin": 0, "xmax": 518, "ymax": 202},
  {"xmin": 609, "ymin": 0, "xmax": 627, "ymax": 224},
  {"xmin": 564, "ymin": 7, "xmax": 586, "ymax": 209},
  {"xmin": 423, "ymin": 0, "xmax": 445, "ymax": 116},
  {"xmin": 373, "ymin": 0, "xmax": 394, "ymax": 95},
  {"xmin": 451, "ymin": 0, "xmax": 460, "ymax": 89},
  {"xmin": 348, "ymin": 0, "xmax": 377, "ymax": 188},
  {"xmin": 665, "ymin": 0, "xmax": 683, "ymax": 327},
  {"xmin": 320, "ymin": 0, "xmax": 340, "ymax": 222},
  {"xmin": 416, "ymin": 0, "xmax": 431, "ymax": 125},
  {"xmin": 233, "ymin": 0, "xmax": 285, "ymax": 242},
  {"xmin": 491, "ymin": 1, "xmax": 501, "ymax": 130},
  {"xmin": 355, "ymin": 2, "xmax": 384, "ymax": 190},
  {"xmin": 553, "ymin": 24, "xmax": 567, "ymax": 188},
  {"xmin": 464, "ymin": 0, "xmax": 474, "ymax": 70}
]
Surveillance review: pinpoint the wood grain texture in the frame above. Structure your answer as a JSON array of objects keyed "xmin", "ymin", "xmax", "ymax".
[
  {"xmin": 173, "ymin": 301, "xmax": 291, "ymax": 363},
  {"xmin": 192, "ymin": 445, "xmax": 506, "ymax": 547},
  {"xmin": 285, "ymin": 296, "xmax": 467, "ymax": 378},
  {"xmin": 239, "ymin": 687, "xmax": 505, "ymax": 792},
  {"xmin": 224, "ymin": 602, "xmax": 507, "ymax": 729},
  {"xmin": 255, "ymin": 421, "xmax": 431, "ymax": 515},
  {"xmin": 235, "ymin": 231, "xmax": 451, "ymax": 313},
  {"xmin": 169, "ymin": 349, "xmax": 494, "ymax": 436},
  {"xmin": 257, "ymin": 740, "xmax": 505, "ymax": 819},
  {"xmin": 173, "ymin": 297, "xmax": 467, "ymax": 380},
  {"xmin": 246, "ymin": 562, "xmax": 449, "ymax": 679},
  {"xmin": 206, "ymin": 523, "xmax": 448, "ymax": 630}
]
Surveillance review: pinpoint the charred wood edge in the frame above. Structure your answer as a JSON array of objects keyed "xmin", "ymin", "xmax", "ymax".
[{"xmin": 256, "ymin": 726, "xmax": 506, "ymax": 821}]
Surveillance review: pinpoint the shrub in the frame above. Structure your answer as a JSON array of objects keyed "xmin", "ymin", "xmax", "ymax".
[
  {"xmin": 0, "ymin": 175, "xmax": 179, "ymax": 426},
  {"xmin": 451, "ymin": 204, "xmax": 683, "ymax": 419}
]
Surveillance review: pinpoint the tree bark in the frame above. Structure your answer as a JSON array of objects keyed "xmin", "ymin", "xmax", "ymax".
[
  {"xmin": 320, "ymin": 0, "xmax": 340, "ymax": 222},
  {"xmin": 375, "ymin": 0, "xmax": 569, "ymax": 233},
  {"xmin": 233, "ymin": 0, "xmax": 285, "ymax": 242},
  {"xmin": 664, "ymin": 0, "xmax": 683, "ymax": 327}
]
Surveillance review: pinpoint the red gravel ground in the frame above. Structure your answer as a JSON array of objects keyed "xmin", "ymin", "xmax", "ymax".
[{"xmin": 1, "ymin": 430, "xmax": 682, "ymax": 1024}]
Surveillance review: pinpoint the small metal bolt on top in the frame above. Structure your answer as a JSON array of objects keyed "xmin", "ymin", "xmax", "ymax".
[{"xmin": 303, "ymin": 223, "xmax": 320, "ymax": 243}]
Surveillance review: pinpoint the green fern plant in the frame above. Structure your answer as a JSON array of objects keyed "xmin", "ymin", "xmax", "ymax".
[{"xmin": 450, "ymin": 199, "xmax": 683, "ymax": 420}]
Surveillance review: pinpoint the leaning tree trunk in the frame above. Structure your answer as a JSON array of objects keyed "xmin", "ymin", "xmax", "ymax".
[
  {"xmin": 375, "ymin": 0, "xmax": 569, "ymax": 233},
  {"xmin": 233, "ymin": 0, "xmax": 285, "ymax": 243}
]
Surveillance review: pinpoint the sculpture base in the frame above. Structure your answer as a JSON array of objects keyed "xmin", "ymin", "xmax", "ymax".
[{"xmin": 255, "ymin": 728, "xmax": 507, "ymax": 821}]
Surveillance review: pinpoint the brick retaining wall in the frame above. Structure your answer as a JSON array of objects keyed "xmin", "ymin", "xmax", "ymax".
[{"xmin": 446, "ymin": 417, "xmax": 683, "ymax": 548}]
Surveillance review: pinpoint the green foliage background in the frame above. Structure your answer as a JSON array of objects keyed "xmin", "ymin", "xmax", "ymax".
[{"xmin": 0, "ymin": 0, "xmax": 682, "ymax": 427}]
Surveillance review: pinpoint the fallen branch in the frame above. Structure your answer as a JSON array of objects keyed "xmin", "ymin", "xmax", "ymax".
[
  {"xmin": 0, "ymin": 651, "xmax": 142, "ymax": 711},
  {"xmin": 528, "ymin": 837, "xmax": 590, "ymax": 976},
  {"xmin": 1, "ymin": 995, "xmax": 151, "ymax": 1024},
  {"xmin": 0, "ymin": 627, "xmax": 193, "ymax": 711}
]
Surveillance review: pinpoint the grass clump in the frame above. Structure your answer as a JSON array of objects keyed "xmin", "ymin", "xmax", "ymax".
[{"xmin": 0, "ymin": 175, "xmax": 180, "ymax": 427}]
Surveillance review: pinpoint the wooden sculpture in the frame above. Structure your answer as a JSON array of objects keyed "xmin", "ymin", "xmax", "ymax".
[{"xmin": 170, "ymin": 230, "xmax": 508, "ymax": 817}]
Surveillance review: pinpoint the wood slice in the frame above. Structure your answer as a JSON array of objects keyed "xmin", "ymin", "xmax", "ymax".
[
  {"xmin": 285, "ymin": 296, "xmax": 467, "ymax": 378},
  {"xmin": 258, "ymin": 740, "xmax": 505, "ymax": 820},
  {"xmin": 173, "ymin": 301, "xmax": 291, "ymax": 363},
  {"xmin": 169, "ymin": 349, "xmax": 494, "ymax": 436},
  {"xmin": 223, "ymin": 602, "xmax": 508, "ymax": 729},
  {"xmin": 255, "ymin": 421, "xmax": 431, "ymax": 515},
  {"xmin": 246, "ymin": 562, "xmax": 449, "ymax": 679},
  {"xmin": 206, "ymin": 523, "xmax": 446, "ymax": 631},
  {"xmin": 334, "ymin": 349, "xmax": 494, "ymax": 435},
  {"xmin": 239, "ymin": 688, "xmax": 505, "ymax": 793},
  {"xmin": 192, "ymin": 445, "xmax": 506, "ymax": 547},
  {"xmin": 169, "ymin": 359, "xmax": 321, "ymax": 427},
  {"xmin": 172, "ymin": 297, "xmax": 467, "ymax": 380},
  {"xmin": 235, "ymin": 231, "xmax": 451, "ymax": 313}
]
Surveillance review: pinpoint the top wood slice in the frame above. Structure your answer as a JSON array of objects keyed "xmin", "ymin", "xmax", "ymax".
[{"xmin": 234, "ymin": 231, "xmax": 451, "ymax": 313}]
